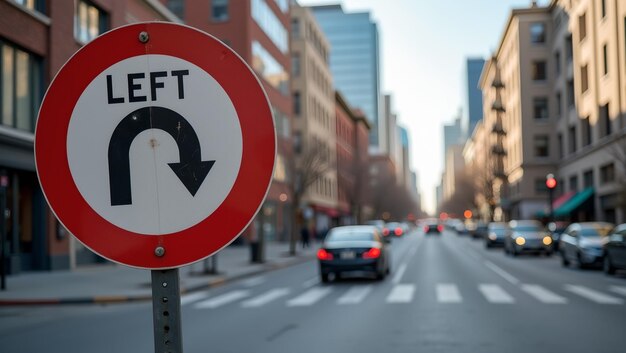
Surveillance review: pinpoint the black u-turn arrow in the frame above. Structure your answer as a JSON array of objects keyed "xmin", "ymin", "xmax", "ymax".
[{"xmin": 108, "ymin": 106, "xmax": 215, "ymax": 206}]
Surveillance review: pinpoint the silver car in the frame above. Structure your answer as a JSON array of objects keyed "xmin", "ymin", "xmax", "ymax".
[{"xmin": 504, "ymin": 220, "xmax": 553, "ymax": 256}]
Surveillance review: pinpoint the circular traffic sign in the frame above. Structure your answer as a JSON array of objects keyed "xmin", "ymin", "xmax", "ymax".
[{"xmin": 35, "ymin": 22, "xmax": 276, "ymax": 269}]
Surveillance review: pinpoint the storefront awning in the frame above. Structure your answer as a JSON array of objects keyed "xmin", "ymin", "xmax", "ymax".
[
  {"xmin": 553, "ymin": 187, "xmax": 594, "ymax": 218},
  {"xmin": 536, "ymin": 190, "xmax": 576, "ymax": 217}
]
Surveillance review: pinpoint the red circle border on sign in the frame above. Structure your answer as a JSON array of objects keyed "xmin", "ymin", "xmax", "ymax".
[{"xmin": 35, "ymin": 23, "xmax": 276, "ymax": 269}]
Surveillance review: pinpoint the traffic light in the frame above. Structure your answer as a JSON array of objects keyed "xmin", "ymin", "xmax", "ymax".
[
  {"xmin": 546, "ymin": 174, "xmax": 557, "ymax": 189},
  {"xmin": 463, "ymin": 210, "xmax": 473, "ymax": 219}
]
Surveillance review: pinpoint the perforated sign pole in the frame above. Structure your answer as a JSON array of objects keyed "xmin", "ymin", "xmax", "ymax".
[{"xmin": 151, "ymin": 269, "xmax": 183, "ymax": 353}]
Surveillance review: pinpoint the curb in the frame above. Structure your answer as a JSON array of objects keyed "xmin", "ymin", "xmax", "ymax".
[{"xmin": 0, "ymin": 254, "xmax": 315, "ymax": 307}]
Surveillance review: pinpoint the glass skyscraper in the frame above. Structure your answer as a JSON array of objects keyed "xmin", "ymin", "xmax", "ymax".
[
  {"xmin": 466, "ymin": 58, "xmax": 485, "ymax": 136},
  {"xmin": 309, "ymin": 5, "xmax": 381, "ymax": 149}
]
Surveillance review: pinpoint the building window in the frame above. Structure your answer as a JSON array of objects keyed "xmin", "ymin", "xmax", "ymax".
[
  {"xmin": 533, "ymin": 97, "xmax": 549, "ymax": 120},
  {"xmin": 569, "ymin": 175, "xmax": 578, "ymax": 192},
  {"xmin": 251, "ymin": 0, "xmax": 288, "ymax": 53},
  {"xmin": 581, "ymin": 116, "xmax": 592, "ymax": 147},
  {"xmin": 557, "ymin": 133, "xmax": 563, "ymax": 158},
  {"xmin": 568, "ymin": 125, "xmax": 577, "ymax": 153},
  {"xmin": 579, "ymin": 13, "xmax": 587, "ymax": 41},
  {"xmin": 555, "ymin": 51, "xmax": 561, "ymax": 76},
  {"xmin": 583, "ymin": 169, "xmax": 594, "ymax": 188},
  {"xmin": 291, "ymin": 53, "xmax": 300, "ymax": 77},
  {"xmin": 600, "ymin": 163, "xmax": 615, "ymax": 183},
  {"xmin": 556, "ymin": 92, "xmax": 562, "ymax": 117},
  {"xmin": 251, "ymin": 41, "xmax": 289, "ymax": 95},
  {"xmin": 567, "ymin": 79, "xmax": 575, "ymax": 107},
  {"xmin": 535, "ymin": 178, "xmax": 548, "ymax": 194},
  {"xmin": 165, "ymin": 0, "xmax": 184, "ymax": 19},
  {"xmin": 1, "ymin": 41, "xmax": 42, "ymax": 132},
  {"xmin": 291, "ymin": 18, "xmax": 300, "ymax": 39},
  {"xmin": 74, "ymin": 0, "xmax": 108, "ymax": 44},
  {"xmin": 293, "ymin": 91, "xmax": 301, "ymax": 115},
  {"xmin": 530, "ymin": 22, "xmax": 546, "ymax": 44},
  {"xmin": 580, "ymin": 65, "xmax": 589, "ymax": 93},
  {"xmin": 211, "ymin": 0, "xmax": 229, "ymax": 21},
  {"xmin": 601, "ymin": 0, "xmax": 607, "ymax": 19},
  {"xmin": 14, "ymin": 0, "xmax": 45, "ymax": 13},
  {"xmin": 273, "ymin": 0, "xmax": 289, "ymax": 12},
  {"xmin": 602, "ymin": 44, "xmax": 608, "ymax": 75},
  {"xmin": 534, "ymin": 135, "xmax": 549, "ymax": 157},
  {"xmin": 599, "ymin": 103, "xmax": 611, "ymax": 137},
  {"xmin": 531, "ymin": 61, "xmax": 547, "ymax": 81}
]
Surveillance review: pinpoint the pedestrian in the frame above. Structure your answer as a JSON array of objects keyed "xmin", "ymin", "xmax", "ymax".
[{"xmin": 300, "ymin": 225, "xmax": 310, "ymax": 248}]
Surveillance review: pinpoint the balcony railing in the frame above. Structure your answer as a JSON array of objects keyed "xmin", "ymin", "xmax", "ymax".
[
  {"xmin": 491, "ymin": 123, "xmax": 506, "ymax": 135},
  {"xmin": 491, "ymin": 100, "xmax": 505, "ymax": 112},
  {"xmin": 491, "ymin": 145, "xmax": 507, "ymax": 156},
  {"xmin": 491, "ymin": 78, "xmax": 505, "ymax": 89}
]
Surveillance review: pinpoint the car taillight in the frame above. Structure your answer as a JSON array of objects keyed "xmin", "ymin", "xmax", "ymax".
[
  {"xmin": 437, "ymin": 225, "xmax": 443, "ymax": 232},
  {"xmin": 423, "ymin": 226, "xmax": 429, "ymax": 232},
  {"xmin": 394, "ymin": 228, "xmax": 403, "ymax": 236},
  {"xmin": 382, "ymin": 228, "xmax": 390, "ymax": 236},
  {"xmin": 362, "ymin": 248, "xmax": 381, "ymax": 259},
  {"xmin": 317, "ymin": 249, "xmax": 333, "ymax": 260}
]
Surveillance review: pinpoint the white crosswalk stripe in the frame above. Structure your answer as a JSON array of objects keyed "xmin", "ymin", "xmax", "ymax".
[
  {"xmin": 194, "ymin": 290, "xmax": 250, "ymax": 309},
  {"xmin": 436, "ymin": 283, "xmax": 462, "ymax": 303},
  {"xmin": 609, "ymin": 286, "xmax": 626, "ymax": 297},
  {"xmin": 386, "ymin": 284, "xmax": 415, "ymax": 303},
  {"xmin": 337, "ymin": 285, "xmax": 374, "ymax": 305},
  {"xmin": 479, "ymin": 284, "xmax": 515, "ymax": 304},
  {"xmin": 241, "ymin": 288, "xmax": 291, "ymax": 308},
  {"xmin": 181, "ymin": 292, "xmax": 210, "ymax": 306},
  {"xmin": 565, "ymin": 285, "xmax": 624, "ymax": 304},
  {"xmin": 521, "ymin": 284, "xmax": 567, "ymax": 304},
  {"xmin": 287, "ymin": 287, "xmax": 332, "ymax": 307}
]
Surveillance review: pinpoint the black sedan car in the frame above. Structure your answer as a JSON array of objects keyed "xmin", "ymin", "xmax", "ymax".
[
  {"xmin": 317, "ymin": 225, "xmax": 390, "ymax": 283},
  {"xmin": 603, "ymin": 223, "xmax": 626, "ymax": 275},
  {"xmin": 423, "ymin": 220, "xmax": 443, "ymax": 235},
  {"xmin": 559, "ymin": 222, "xmax": 614, "ymax": 268}
]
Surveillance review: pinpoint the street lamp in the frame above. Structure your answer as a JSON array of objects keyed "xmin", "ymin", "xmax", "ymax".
[{"xmin": 546, "ymin": 174, "xmax": 557, "ymax": 222}]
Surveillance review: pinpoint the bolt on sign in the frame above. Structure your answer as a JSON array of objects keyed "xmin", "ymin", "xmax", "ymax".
[{"xmin": 35, "ymin": 23, "xmax": 276, "ymax": 270}]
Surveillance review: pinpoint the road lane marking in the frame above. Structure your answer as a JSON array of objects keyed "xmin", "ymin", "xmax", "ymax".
[
  {"xmin": 181, "ymin": 292, "xmax": 210, "ymax": 306},
  {"xmin": 241, "ymin": 276, "xmax": 266, "ymax": 287},
  {"xmin": 241, "ymin": 288, "xmax": 291, "ymax": 308},
  {"xmin": 483, "ymin": 261, "xmax": 520, "ymax": 285},
  {"xmin": 194, "ymin": 290, "xmax": 251, "ymax": 309},
  {"xmin": 479, "ymin": 284, "xmax": 515, "ymax": 304},
  {"xmin": 337, "ymin": 285, "xmax": 373, "ymax": 305},
  {"xmin": 521, "ymin": 284, "xmax": 567, "ymax": 304},
  {"xmin": 436, "ymin": 283, "xmax": 462, "ymax": 303},
  {"xmin": 386, "ymin": 284, "xmax": 415, "ymax": 303},
  {"xmin": 287, "ymin": 287, "xmax": 332, "ymax": 307},
  {"xmin": 565, "ymin": 285, "xmax": 624, "ymax": 304},
  {"xmin": 392, "ymin": 263, "xmax": 408, "ymax": 284},
  {"xmin": 302, "ymin": 277, "xmax": 319, "ymax": 288},
  {"xmin": 609, "ymin": 286, "xmax": 626, "ymax": 297}
]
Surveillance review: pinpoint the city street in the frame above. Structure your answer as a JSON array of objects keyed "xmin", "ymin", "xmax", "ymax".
[{"xmin": 1, "ymin": 229, "xmax": 625, "ymax": 353}]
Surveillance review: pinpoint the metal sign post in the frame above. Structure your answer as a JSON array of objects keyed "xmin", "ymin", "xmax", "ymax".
[{"xmin": 151, "ymin": 269, "xmax": 183, "ymax": 353}]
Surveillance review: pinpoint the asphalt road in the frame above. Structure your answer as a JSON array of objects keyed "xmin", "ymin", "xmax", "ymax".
[{"xmin": 1, "ymin": 229, "xmax": 626, "ymax": 353}]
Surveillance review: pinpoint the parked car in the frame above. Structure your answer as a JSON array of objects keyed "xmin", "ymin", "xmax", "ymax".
[
  {"xmin": 504, "ymin": 220, "xmax": 553, "ymax": 256},
  {"xmin": 603, "ymin": 224, "xmax": 626, "ymax": 275},
  {"xmin": 317, "ymin": 225, "xmax": 390, "ymax": 282},
  {"xmin": 559, "ymin": 222, "xmax": 614, "ymax": 269},
  {"xmin": 548, "ymin": 221, "xmax": 569, "ymax": 252},
  {"xmin": 423, "ymin": 219, "xmax": 443, "ymax": 235},
  {"xmin": 485, "ymin": 222, "xmax": 508, "ymax": 248}
]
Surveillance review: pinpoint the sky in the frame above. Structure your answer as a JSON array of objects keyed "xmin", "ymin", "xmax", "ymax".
[{"xmin": 297, "ymin": 0, "xmax": 550, "ymax": 215}]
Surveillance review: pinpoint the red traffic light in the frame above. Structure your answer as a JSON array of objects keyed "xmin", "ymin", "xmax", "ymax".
[{"xmin": 546, "ymin": 175, "xmax": 557, "ymax": 189}]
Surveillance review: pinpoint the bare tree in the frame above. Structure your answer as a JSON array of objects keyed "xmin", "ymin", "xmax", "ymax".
[
  {"xmin": 438, "ymin": 169, "xmax": 478, "ymax": 217},
  {"xmin": 289, "ymin": 140, "xmax": 332, "ymax": 255}
]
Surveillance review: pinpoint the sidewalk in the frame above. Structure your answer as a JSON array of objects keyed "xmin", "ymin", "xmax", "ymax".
[{"xmin": 0, "ymin": 241, "xmax": 318, "ymax": 306}]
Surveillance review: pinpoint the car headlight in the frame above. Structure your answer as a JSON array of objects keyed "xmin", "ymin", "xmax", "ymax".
[
  {"xmin": 515, "ymin": 237, "xmax": 526, "ymax": 246},
  {"xmin": 488, "ymin": 232, "xmax": 497, "ymax": 241},
  {"xmin": 542, "ymin": 236, "xmax": 552, "ymax": 245}
]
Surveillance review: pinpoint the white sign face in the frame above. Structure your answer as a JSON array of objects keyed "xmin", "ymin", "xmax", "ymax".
[{"xmin": 67, "ymin": 54, "xmax": 243, "ymax": 235}]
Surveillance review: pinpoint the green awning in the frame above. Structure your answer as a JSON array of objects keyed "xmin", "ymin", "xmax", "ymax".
[{"xmin": 553, "ymin": 187, "xmax": 594, "ymax": 218}]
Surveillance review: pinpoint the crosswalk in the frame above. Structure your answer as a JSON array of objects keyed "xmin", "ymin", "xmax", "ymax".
[{"xmin": 187, "ymin": 283, "xmax": 626, "ymax": 310}]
